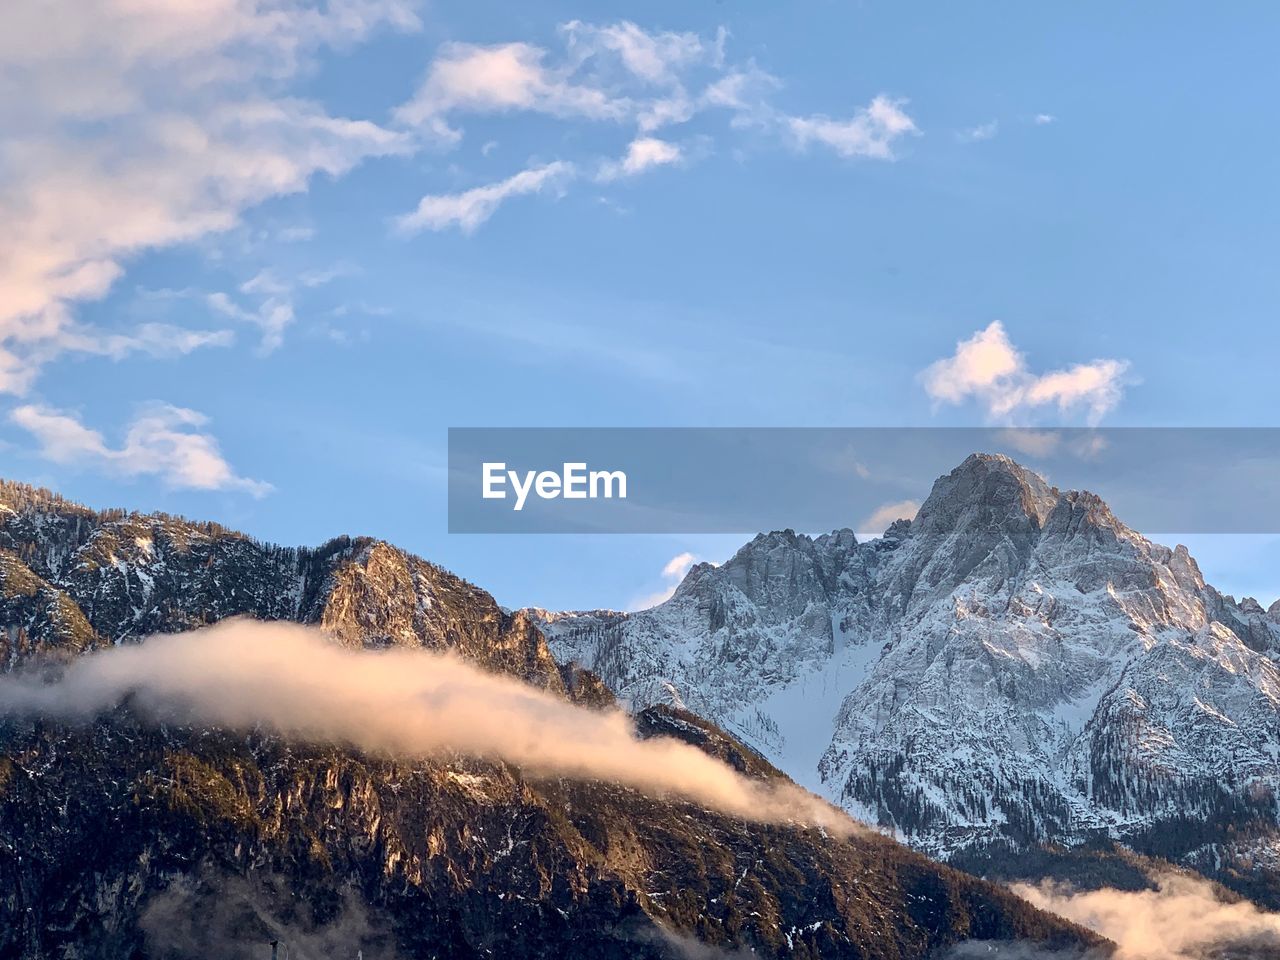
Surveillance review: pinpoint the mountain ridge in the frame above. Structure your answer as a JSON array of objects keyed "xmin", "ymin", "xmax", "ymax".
[
  {"xmin": 0, "ymin": 474, "xmax": 1103, "ymax": 958},
  {"xmin": 534, "ymin": 453, "xmax": 1280, "ymax": 905}
]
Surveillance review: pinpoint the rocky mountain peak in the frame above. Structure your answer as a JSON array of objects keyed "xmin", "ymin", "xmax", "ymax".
[{"xmin": 914, "ymin": 453, "xmax": 1059, "ymax": 533}]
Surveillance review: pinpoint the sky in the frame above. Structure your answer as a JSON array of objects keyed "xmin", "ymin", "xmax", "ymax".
[{"xmin": 2, "ymin": 1, "xmax": 1279, "ymax": 611}]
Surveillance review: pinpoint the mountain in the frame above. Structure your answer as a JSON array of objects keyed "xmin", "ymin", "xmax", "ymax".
[
  {"xmin": 0, "ymin": 478, "xmax": 1100, "ymax": 959},
  {"xmin": 536, "ymin": 454, "xmax": 1280, "ymax": 904}
]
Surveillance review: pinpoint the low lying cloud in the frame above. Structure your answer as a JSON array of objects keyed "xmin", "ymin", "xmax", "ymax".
[
  {"xmin": 396, "ymin": 161, "xmax": 576, "ymax": 234},
  {"xmin": 0, "ymin": 620, "xmax": 859, "ymax": 836},
  {"xmin": 9, "ymin": 403, "xmax": 270, "ymax": 496},
  {"xmin": 1012, "ymin": 872, "xmax": 1280, "ymax": 960},
  {"xmin": 921, "ymin": 321, "xmax": 1130, "ymax": 424}
]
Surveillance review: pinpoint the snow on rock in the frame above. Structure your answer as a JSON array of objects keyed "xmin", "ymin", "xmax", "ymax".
[{"xmin": 532, "ymin": 453, "xmax": 1280, "ymax": 867}]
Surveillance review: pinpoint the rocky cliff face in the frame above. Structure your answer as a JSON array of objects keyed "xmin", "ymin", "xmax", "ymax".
[
  {"xmin": 0, "ymin": 478, "xmax": 1098, "ymax": 959},
  {"xmin": 536, "ymin": 455, "xmax": 1280, "ymax": 903}
]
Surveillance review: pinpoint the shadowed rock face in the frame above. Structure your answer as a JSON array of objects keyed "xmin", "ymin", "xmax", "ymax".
[
  {"xmin": 0, "ymin": 478, "xmax": 1102, "ymax": 959},
  {"xmin": 533, "ymin": 454, "xmax": 1280, "ymax": 906}
]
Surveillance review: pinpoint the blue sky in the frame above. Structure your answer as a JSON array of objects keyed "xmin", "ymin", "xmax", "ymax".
[{"xmin": 3, "ymin": 1, "xmax": 1279, "ymax": 610}]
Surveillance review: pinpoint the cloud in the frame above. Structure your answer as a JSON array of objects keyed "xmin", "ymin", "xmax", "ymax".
[
  {"xmin": 921, "ymin": 322, "xmax": 1130, "ymax": 424},
  {"xmin": 396, "ymin": 21, "xmax": 914, "ymax": 165},
  {"xmin": 859, "ymin": 499, "xmax": 920, "ymax": 536},
  {"xmin": 395, "ymin": 21, "xmax": 715, "ymax": 139},
  {"xmin": 394, "ymin": 41, "xmax": 626, "ymax": 138},
  {"xmin": 597, "ymin": 137, "xmax": 683, "ymax": 180},
  {"xmin": 1034, "ymin": 114, "xmax": 1057, "ymax": 125},
  {"xmin": 631, "ymin": 551, "xmax": 699, "ymax": 611},
  {"xmin": 562, "ymin": 20, "xmax": 708, "ymax": 86},
  {"xmin": 391, "ymin": 23, "xmax": 914, "ymax": 232},
  {"xmin": 996, "ymin": 428, "xmax": 1064, "ymax": 459},
  {"xmin": 207, "ymin": 293, "xmax": 295, "ymax": 356},
  {"xmin": 211, "ymin": 263, "xmax": 355, "ymax": 353},
  {"xmin": 0, "ymin": 0, "xmax": 417, "ymax": 394},
  {"xmin": 9, "ymin": 403, "xmax": 270, "ymax": 496},
  {"xmin": 1014, "ymin": 872, "xmax": 1280, "ymax": 959},
  {"xmin": 958, "ymin": 120, "xmax": 999, "ymax": 142},
  {"xmin": 0, "ymin": 619, "xmax": 860, "ymax": 835},
  {"xmin": 397, "ymin": 161, "xmax": 576, "ymax": 234},
  {"xmin": 788, "ymin": 96, "xmax": 918, "ymax": 160}
]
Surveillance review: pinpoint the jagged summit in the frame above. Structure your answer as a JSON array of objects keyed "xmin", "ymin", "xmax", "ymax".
[{"xmin": 915, "ymin": 452, "xmax": 1059, "ymax": 529}]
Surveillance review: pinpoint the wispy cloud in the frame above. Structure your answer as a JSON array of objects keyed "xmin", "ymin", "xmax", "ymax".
[
  {"xmin": 921, "ymin": 321, "xmax": 1131, "ymax": 424},
  {"xmin": 9, "ymin": 403, "xmax": 270, "ymax": 496},
  {"xmin": 788, "ymin": 96, "xmax": 918, "ymax": 160},
  {"xmin": 392, "ymin": 23, "xmax": 919, "ymax": 233},
  {"xmin": 394, "ymin": 20, "xmax": 716, "ymax": 139},
  {"xmin": 396, "ymin": 161, "xmax": 576, "ymax": 234},
  {"xmin": 1034, "ymin": 113, "xmax": 1056, "ymax": 125},
  {"xmin": 958, "ymin": 120, "xmax": 999, "ymax": 142},
  {"xmin": 207, "ymin": 293, "xmax": 295, "ymax": 356},
  {"xmin": 995, "ymin": 428, "xmax": 1109, "ymax": 461},
  {"xmin": 0, "ymin": 0, "xmax": 417, "ymax": 394}
]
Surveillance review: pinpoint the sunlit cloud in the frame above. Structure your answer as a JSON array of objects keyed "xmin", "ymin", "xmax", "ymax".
[
  {"xmin": 9, "ymin": 402, "xmax": 270, "ymax": 496},
  {"xmin": 921, "ymin": 321, "xmax": 1130, "ymax": 424},
  {"xmin": 859, "ymin": 499, "xmax": 920, "ymax": 537},
  {"xmin": 597, "ymin": 137, "xmax": 683, "ymax": 181}
]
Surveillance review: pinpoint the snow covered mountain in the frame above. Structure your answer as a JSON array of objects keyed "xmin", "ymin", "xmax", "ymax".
[{"xmin": 535, "ymin": 454, "xmax": 1280, "ymax": 894}]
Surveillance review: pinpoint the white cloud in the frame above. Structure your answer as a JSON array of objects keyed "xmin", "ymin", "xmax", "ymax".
[
  {"xmin": 630, "ymin": 551, "xmax": 699, "ymax": 611},
  {"xmin": 214, "ymin": 262, "xmax": 354, "ymax": 353},
  {"xmin": 996, "ymin": 428, "xmax": 1062, "ymax": 459},
  {"xmin": 207, "ymin": 293, "xmax": 295, "ymax": 356},
  {"xmin": 958, "ymin": 120, "xmax": 999, "ymax": 142},
  {"xmin": 1034, "ymin": 113, "xmax": 1056, "ymax": 125},
  {"xmin": 561, "ymin": 20, "xmax": 706, "ymax": 85},
  {"xmin": 995, "ymin": 429, "xmax": 1110, "ymax": 461},
  {"xmin": 0, "ymin": 0, "xmax": 417, "ymax": 394},
  {"xmin": 859, "ymin": 499, "xmax": 920, "ymax": 537},
  {"xmin": 597, "ymin": 137, "xmax": 683, "ymax": 181},
  {"xmin": 394, "ymin": 41, "xmax": 626, "ymax": 137},
  {"xmin": 395, "ymin": 21, "xmax": 715, "ymax": 139},
  {"xmin": 10, "ymin": 403, "xmax": 270, "ymax": 496},
  {"xmin": 391, "ymin": 24, "xmax": 915, "ymax": 233},
  {"xmin": 396, "ymin": 161, "xmax": 576, "ymax": 234},
  {"xmin": 788, "ymin": 95, "xmax": 918, "ymax": 160},
  {"xmin": 662, "ymin": 551, "xmax": 698, "ymax": 578},
  {"xmin": 240, "ymin": 270, "xmax": 291, "ymax": 297},
  {"xmin": 921, "ymin": 321, "xmax": 1130, "ymax": 424}
]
